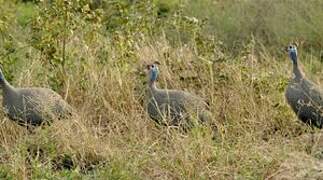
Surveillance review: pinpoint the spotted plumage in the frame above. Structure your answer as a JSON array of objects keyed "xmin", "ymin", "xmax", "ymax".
[
  {"xmin": 0, "ymin": 68, "xmax": 73, "ymax": 126},
  {"xmin": 145, "ymin": 62, "xmax": 212, "ymax": 129},
  {"xmin": 285, "ymin": 44, "xmax": 323, "ymax": 128}
]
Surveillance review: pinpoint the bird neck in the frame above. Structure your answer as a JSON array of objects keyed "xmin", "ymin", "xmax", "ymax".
[
  {"xmin": 149, "ymin": 80, "xmax": 158, "ymax": 91},
  {"xmin": 292, "ymin": 62, "xmax": 304, "ymax": 81},
  {"xmin": 0, "ymin": 79, "xmax": 16, "ymax": 94}
]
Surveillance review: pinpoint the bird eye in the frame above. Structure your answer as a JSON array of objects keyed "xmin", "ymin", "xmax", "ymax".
[
  {"xmin": 151, "ymin": 65, "xmax": 155, "ymax": 68},
  {"xmin": 289, "ymin": 46, "xmax": 292, "ymax": 49}
]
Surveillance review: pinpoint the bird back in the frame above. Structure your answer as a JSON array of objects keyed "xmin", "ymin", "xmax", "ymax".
[
  {"xmin": 147, "ymin": 87, "xmax": 210, "ymax": 127},
  {"xmin": 286, "ymin": 77, "xmax": 323, "ymax": 128},
  {"xmin": 3, "ymin": 87, "xmax": 73, "ymax": 126}
]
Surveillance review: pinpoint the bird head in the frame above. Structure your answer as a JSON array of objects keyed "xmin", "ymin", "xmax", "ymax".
[
  {"xmin": 147, "ymin": 61, "xmax": 160, "ymax": 83},
  {"xmin": 286, "ymin": 43, "xmax": 298, "ymax": 64}
]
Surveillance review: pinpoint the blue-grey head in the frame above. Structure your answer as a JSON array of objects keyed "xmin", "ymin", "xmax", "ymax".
[
  {"xmin": 287, "ymin": 44, "xmax": 298, "ymax": 64},
  {"xmin": 147, "ymin": 61, "xmax": 160, "ymax": 83}
]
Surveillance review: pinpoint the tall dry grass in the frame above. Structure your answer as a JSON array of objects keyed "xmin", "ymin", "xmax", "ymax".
[
  {"xmin": 0, "ymin": 0, "xmax": 323, "ymax": 179},
  {"xmin": 0, "ymin": 34, "xmax": 320, "ymax": 179}
]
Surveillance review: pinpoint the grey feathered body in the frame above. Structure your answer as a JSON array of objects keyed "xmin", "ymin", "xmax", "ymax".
[
  {"xmin": 147, "ymin": 87, "xmax": 211, "ymax": 127},
  {"xmin": 285, "ymin": 76, "xmax": 323, "ymax": 128},
  {"xmin": 2, "ymin": 87, "xmax": 73, "ymax": 126}
]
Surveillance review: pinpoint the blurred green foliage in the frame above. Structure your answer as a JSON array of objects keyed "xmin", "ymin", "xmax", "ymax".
[
  {"xmin": 184, "ymin": 0, "xmax": 323, "ymax": 54},
  {"xmin": 0, "ymin": 0, "xmax": 322, "ymax": 97}
]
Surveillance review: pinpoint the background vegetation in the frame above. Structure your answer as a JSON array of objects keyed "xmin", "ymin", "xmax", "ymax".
[{"xmin": 0, "ymin": 0, "xmax": 323, "ymax": 179}]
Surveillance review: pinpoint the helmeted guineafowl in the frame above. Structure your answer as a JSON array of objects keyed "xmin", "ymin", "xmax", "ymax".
[
  {"xmin": 285, "ymin": 44, "xmax": 323, "ymax": 128},
  {"xmin": 0, "ymin": 68, "xmax": 73, "ymax": 126},
  {"xmin": 146, "ymin": 62, "xmax": 212, "ymax": 129}
]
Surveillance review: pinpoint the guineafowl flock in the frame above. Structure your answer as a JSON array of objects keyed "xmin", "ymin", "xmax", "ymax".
[{"xmin": 0, "ymin": 43, "xmax": 322, "ymax": 134}]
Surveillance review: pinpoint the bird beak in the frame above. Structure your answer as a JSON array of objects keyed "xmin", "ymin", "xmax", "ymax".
[
  {"xmin": 284, "ymin": 46, "xmax": 289, "ymax": 52},
  {"xmin": 281, "ymin": 46, "xmax": 288, "ymax": 53},
  {"xmin": 143, "ymin": 65, "xmax": 151, "ymax": 75}
]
